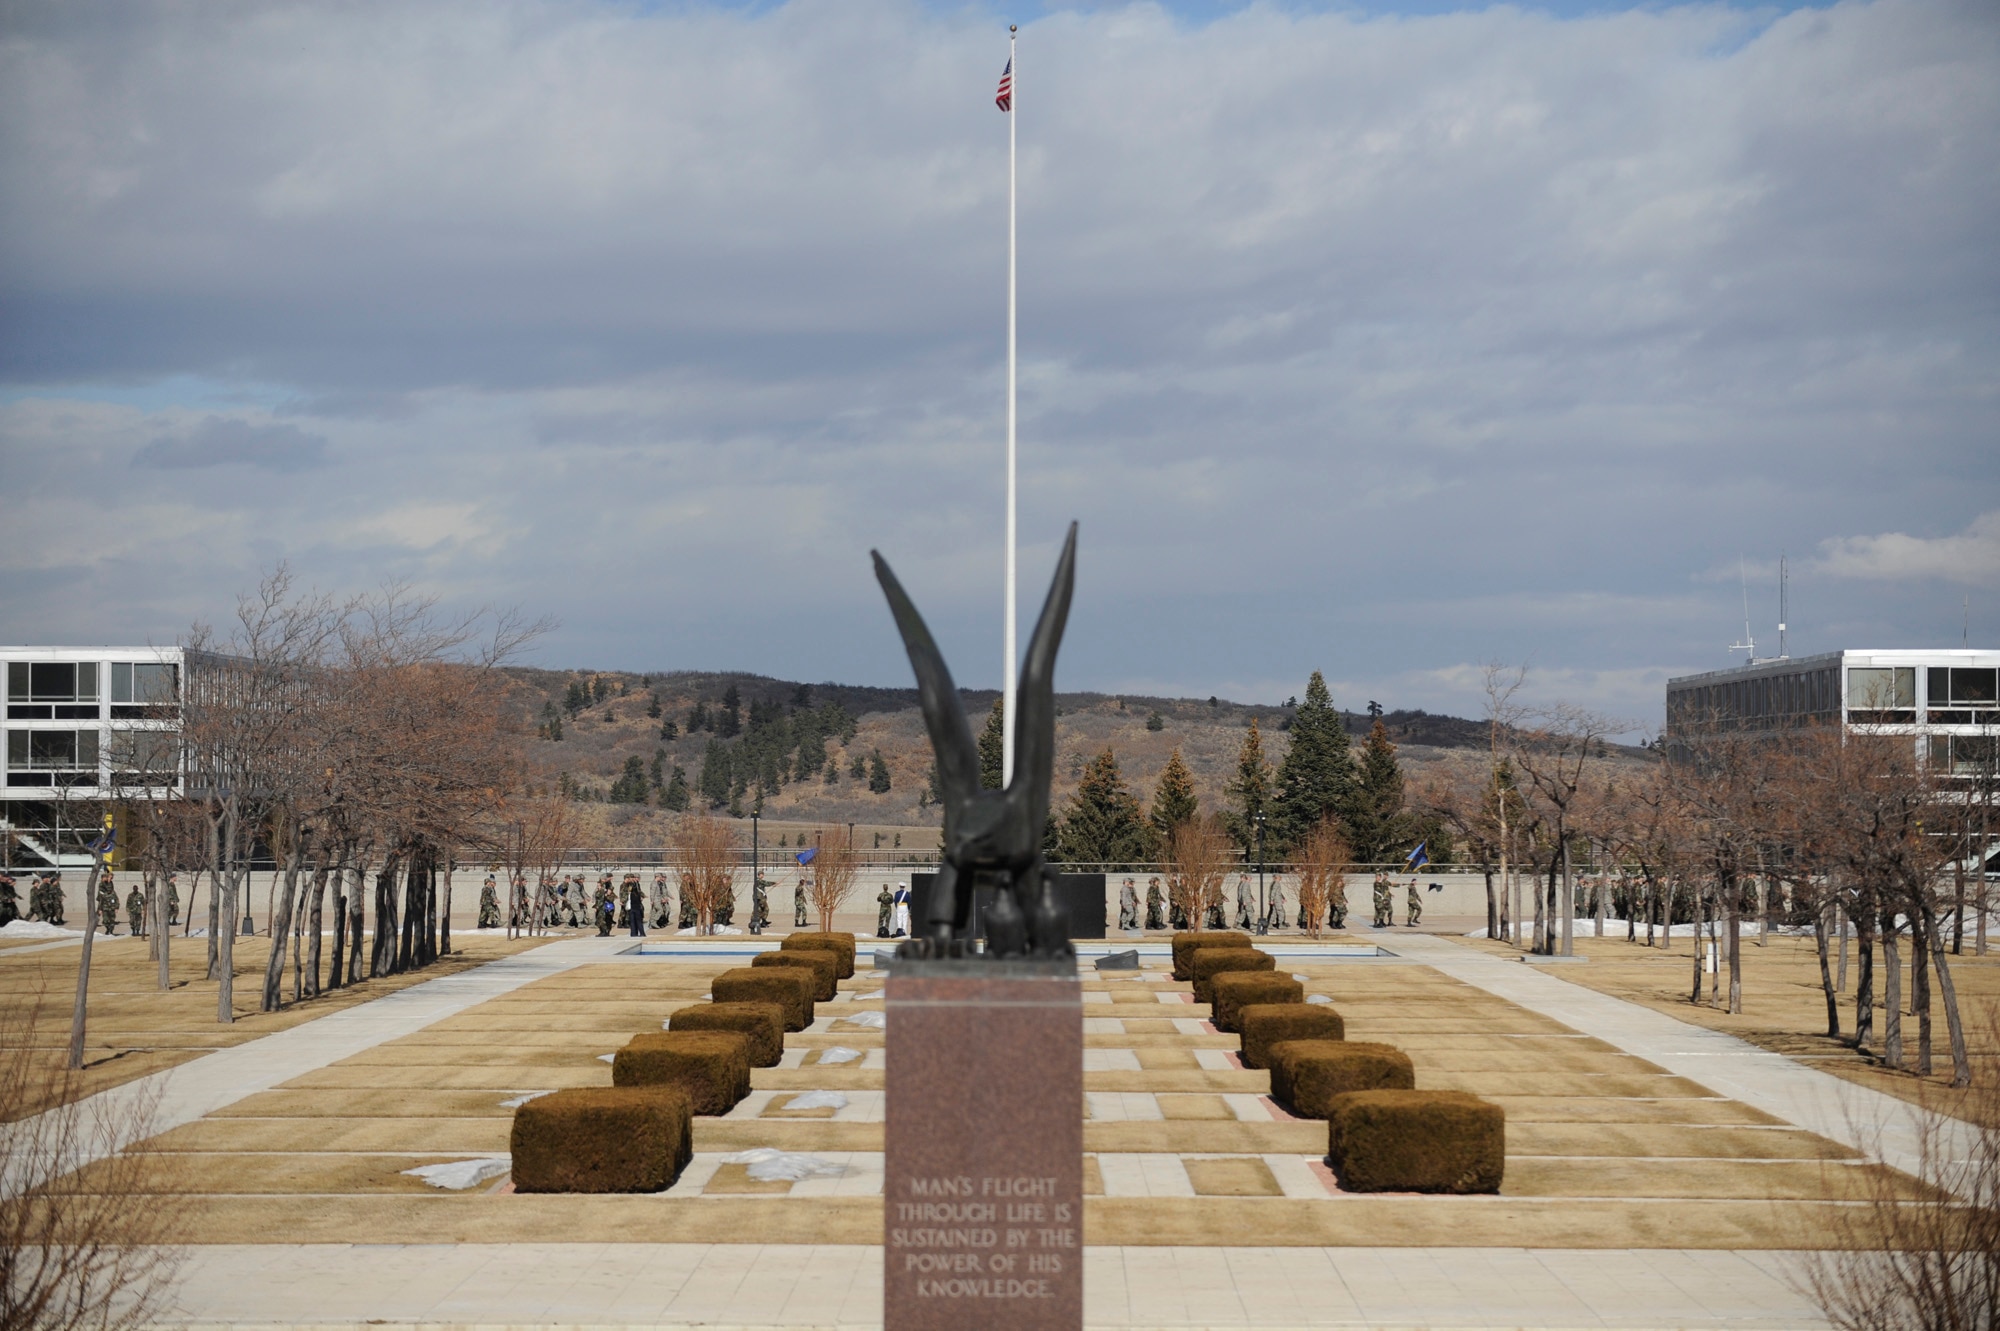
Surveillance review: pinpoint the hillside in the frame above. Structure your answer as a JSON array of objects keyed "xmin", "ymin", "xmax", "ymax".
[{"xmin": 499, "ymin": 667, "xmax": 1632, "ymax": 847}]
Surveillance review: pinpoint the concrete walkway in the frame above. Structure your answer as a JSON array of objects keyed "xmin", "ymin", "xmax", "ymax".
[
  {"xmin": 156, "ymin": 1243, "xmax": 1829, "ymax": 1329},
  {"xmin": 1386, "ymin": 933, "xmax": 1977, "ymax": 1183},
  {"xmin": 0, "ymin": 934, "xmax": 634, "ymax": 1197}
]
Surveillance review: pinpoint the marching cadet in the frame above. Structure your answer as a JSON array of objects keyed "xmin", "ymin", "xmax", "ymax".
[
  {"xmin": 1145, "ymin": 877, "xmax": 1165, "ymax": 930},
  {"xmin": 794, "ymin": 877, "xmax": 810, "ymax": 928},
  {"xmin": 1328, "ymin": 883, "xmax": 1349, "ymax": 930},
  {"xmin": 1234, "ymin": 875, "xmax": 1255, "ymax": 930},
  {"xmin": 478, "ymin": 874, "xmax": 501, "ymax": 929},
  {"xmin": 97, "ymin": 872, "xmax": 120, "ymax": 935},
  {"xmin": 1118, "ymin": 878, "xmax": 1138, "ymax": 931},
  {"xmin": 1266, "ymin": 877, "xmax": 1286, "ymax": 933},
  {"xmin": 876, "ymin": 884, "xmax": 893, "ymax": 938},
  {"xmin": 593, "ymin": 877, "xmax": 615, "ymax": 935},
  {"xmin": 1205, "ymin": 892, "xmax": 1226, "ymax": 930},
  {"xmin": 651, "ymin": 873, "xmax": 673, "ymax": 930},
  {"xmin": 166, "ymin": 872, "xmax": 181, "ymax": 926},
  {"xmin": 748, "ymin": 875, "xmax": 769, "ymax": 934},
  {"xmin": 0, "ymin": 869, "xmax": 17, "ymax": 926},
  {"xmin": 679, "ymin": 873, "xmax": 698, "ymax": 930},
  {"xmin": 126, "ymin": 881, "xmax": 146, "ymax": 937},
  {"xmin": 1372, "ymin": 873, "xmax": 1394, "ymax": 929},
  {"xmin": 1406, "ymin": 878, "xmax": 1423, "ymax": 927}
]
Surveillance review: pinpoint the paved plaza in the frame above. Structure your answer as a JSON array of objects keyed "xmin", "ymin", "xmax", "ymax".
[{"xmin": 8, "ymin": 927, "xmax": 1970, "ymax": 1328}]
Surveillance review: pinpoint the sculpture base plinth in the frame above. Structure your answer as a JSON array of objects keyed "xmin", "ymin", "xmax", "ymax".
[{"xmin": 885, "ymin": 960, "xmax": 1083, "ymax": 1331}]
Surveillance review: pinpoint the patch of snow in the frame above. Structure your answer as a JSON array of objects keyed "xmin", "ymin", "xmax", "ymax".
[
  {"xmin": 0, "ymin": 921, "xmax": 81, "ymax": 940},
  {"xmin": 783, "ymin": 1090, "xmax": 848, "ymax": 1112},
  {"xmin": 815, "ymin": 1047, "xmax": 862, "ymax": 1065},
  {"xmin": 677, "ymin": 925, "xmax": 745, "ymax": 936},
  {"xmin": 1290, "ymin": 973, "xmax": 1309, "ymax": 981},
  {"xmin": 721, "ymin": 1148, "xmax": 845, "ymax": 1182},
  {"xmin": 1306, "ymin": 994, "xmax": 1333, "ymax": 1005},
  {"xmin": 841, "ymin": 1010, "xmax": 886, "ymax": 1029},
  {"xmin": 498, "ymin": 1091, "xmax": 553, "ymax": 1109},
  {"xmin": 403, "ymin": 1156, "xmax": 510, "ymax": 1190},
  {"xmin": 597, "ymin": 1053, "xmax": 615, "ymax": 1062}
]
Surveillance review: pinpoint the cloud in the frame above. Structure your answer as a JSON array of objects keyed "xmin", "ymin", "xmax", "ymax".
[
  {"xmin": 132, "ymin": 417, "xmax": 329, "ymax": 472},
  {"xmin": 1810, "ymin": 510, "xmax": 2000, "ymax": 586},
  {"xmin": 0, "ymin": 0, "xmax": 1997, "ymax": 726}
]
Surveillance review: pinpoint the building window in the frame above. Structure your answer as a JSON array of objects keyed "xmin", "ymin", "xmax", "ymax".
[
  {"xmin": 5, "ymin": 728, "xmax": 100, "ymax": 785},
  {"xmin": 108, "ymin": 729, "xmax": 180, "ymax": 787},
  {"xmin": 110, "ymin": 662, "xmax": 179, "ymax": 718},
  {"xmin": 6, "ymin": 662, "xmax": 101, "ymax": 720},
  {"xmin": 1931, "ymin": 733, "xmax": 1999, "ymax": 776},
  {"xmin": 1848, "ymin": 667, "xmax": 1915, "ymax": 724}
]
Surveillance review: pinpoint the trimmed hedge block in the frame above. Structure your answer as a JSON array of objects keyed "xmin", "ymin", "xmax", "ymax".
[
  {"xmin": 612, "ymin": 1031, "xmax": 752, "ymax": 1115},
  {"xmin": 1327, "ymin": 1089, "xmax": 1505, "ymax": 1194},
  {"xmin": 1238, "ymin": 1003, "xmax": 1345, "ymax": 1070},
  {"xmin": 753, "ymin": 947, "xmax": 838, "ymax": 1001},
  {"xmin": 1209, "ymin": 972, "xmax": 1303, "ymax": 1034},
  {"xmin": 783, "ymin": 931, "xmax": 856, "ymax": 979},
  {"xmin": 1190, "ymin": 948, "xmax": 1274, "ymax": 1004},
  {"xmin": 711, "ymin": 967, "xmax": 815, "ymax": 1031},
  {"xmin": 1268, "ymin": 1040, "xmax": 1415, "ymax": 1118},
  {"xmin": 668, "ymin": 1001, "xmax": 786, "ymax": 1068},
  {"xmin": 511, "ymin": 1086, "xmax": 692, "ymax": 1193},
  {"xmin": 1171, "ymin": 930, "xmax": 1251, "ymax": 981}
]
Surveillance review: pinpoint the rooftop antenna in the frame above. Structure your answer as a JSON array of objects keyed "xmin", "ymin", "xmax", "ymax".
[
  {"xmin": 1777, "ymin": 553, "xmax": 1788, "ymax": 660},
  {"xmin": 1729, "ymin": 558, "xmax": 1756, "ymax": 664}
]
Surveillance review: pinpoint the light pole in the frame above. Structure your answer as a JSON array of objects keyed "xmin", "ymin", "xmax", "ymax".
[
  {"xmin": 750, "ymin": 812, "xmax": 761, "ymax": 935},
  {"xmin": 1253, "ymin": 811, "xmax": 1267, "ymax": 936}
]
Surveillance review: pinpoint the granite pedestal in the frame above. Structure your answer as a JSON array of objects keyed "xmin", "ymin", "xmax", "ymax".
[{"xmin": 885, "ymin": 959, "xmax": 1083, "ymax": 1331}]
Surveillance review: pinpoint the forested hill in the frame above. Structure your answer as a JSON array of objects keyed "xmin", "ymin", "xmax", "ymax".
[{"xmin": 500, "ymin": 667, "xmax": 1493, "ymax": 747}]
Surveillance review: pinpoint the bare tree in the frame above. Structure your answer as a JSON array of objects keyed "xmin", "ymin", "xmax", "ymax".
[
  {"xmin": 1512, "ymin": 704, "xmax": 1617, "ymax": 957},
  {"xmin": 1293, "ymin": 818, "xmax": 1350, "ymax": 941},
  {"xmin": 1167, "ymin": 815, "xmax": 1231, "ymax": 930},
  {"xmin": 807, "ymin": 826, "xmax": 860, "ymax": 933},
  {"xmin": 1, "ymin": 988, "xmax": 188, "ymax": 1331},
  {"xmin": 668, "ymin": 812, "xmax": 736, "ymax": 934}
]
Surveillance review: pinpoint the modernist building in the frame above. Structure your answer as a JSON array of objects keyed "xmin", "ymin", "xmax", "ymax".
[
  {"xmin": 3, "ymin": 646, "xmax": 186, "ymax": 865},
  {"xmin": 1666, "ymin": 648, "xmax": 2000, "ymax": 782}
]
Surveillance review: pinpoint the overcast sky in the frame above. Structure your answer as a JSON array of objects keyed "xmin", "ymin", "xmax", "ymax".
[{"xmin": 2, "ymin": 0, "xmax": 1995, "ymax": 734}]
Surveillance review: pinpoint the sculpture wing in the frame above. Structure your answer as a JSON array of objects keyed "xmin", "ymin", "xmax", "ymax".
[
  {"xmin": 1008, "ymin": 523, "xmax": 1077, "ymax": 834},
  {"xmin": 872, "ymin": 551, "xmax": 979, "ymax": 802}
]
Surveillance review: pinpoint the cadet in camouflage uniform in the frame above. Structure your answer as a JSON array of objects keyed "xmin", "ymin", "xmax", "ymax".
[
  {"xmin": 651, "ymin": 873, "xmax": 673, "ymax": 929},
  {"xmin": 166, "ymin": 872, "xmax": 180, "ymax": 926},
  {"xmin": 1234, "ymin": 875, "xmax": 1254, "ymax": 930},
  {"xmin": 794, "ymin": 877, "xmax": 810, "ymax": 928},
  {"xmin": 1327, "ymin": 883, "xmax": 1348, "ymax": 930},
  {"xmin": 1118, "ymin": 878, "xmax": 1138, "ymax": 930},
  {"xmin": 126, "ymin": 882, "xmax": 146, "ymax": 937},
  {"xmin": 1405, "ymin": 878, "xmax": 1423, "ymax": 927},
  {"xmin": 97, "ymin": 872, "xmax": 120, "ymax": 935},
  {"xmin": 679, "ymin": 873, "xmax": 698, "ymax": 930},
  {"xmin": 876, "ymin": 884, "xmax": 893, "ymax": 938},
  {"xmin": 1372, "ymin": 873, "xmax": 1394, "ymax": 928},
  {"xmin": 593, "ymin": 877, "xmax": 614, "ymax": 935},
  {"xmin": 1145, "ymin": 877, "xmax": 1165, "ymax": 930},
  {"xmin": 0, "ymin": 871, "xmax": 18, "ymax": 926},
  {"xmin": 478, "ymin": 874, "xmax": 501, "ymax": 929},
  {"xmin": 748, "ymin": 875, "xmax": 769, "ymax": 934}
]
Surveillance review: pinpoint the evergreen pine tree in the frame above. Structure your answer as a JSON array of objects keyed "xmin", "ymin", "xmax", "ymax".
[
  {"xmin": 978, "ymin": 698, "xmax": 1005, "ymax": 789},
  {"xmin": 849, "ymin": 752, "xmax": 866, "ymax": 780},
  {"xmin": 649, "ymin": 749, "xmax": 665, "ymax": 791},
  {"xmin": 719, "ymin": 685, "xmax": 742, "ymax": 738},
  {"xmin": 1148, "ymin": 748, "xmax": 1199, "ymax": 844},
  {"xmin": 1145, "ymin": 710, "xmax": 1165, "ymax": 732},
  {"xmin": 688, "ymin": 702, "xmax": 708, "ymax": 732},
  {"xmin": 564, "ymin": 681, "xmax": 587, "ymax": 717},
  {"xmin": 647, "ymin": 693, "xmax": 662, "ymax": 719},
  {"xmin": 1347, "ymin": 718, "xmax": 1407, "ymax": 863},
  {"xmin": 697, "ymin": 740, "xmax": 731, "ymax": 807},
  {"xmin": 1272, "ymin": 671, "xmax": 1357, "ymax": 853},
  {"xmin": 662, "ymin": 765, "xmax": 689, "ymax": 810},
  {"xmin": 659, "ymin": 718, "xmax": 678, "ymax": 740},
  {"xmin": 868, "ymin": 750, "xmax": 892, "ymax": 793},
  {"xmin": 1225, "ymin": 718, "xmax": 1275, "ymax": 853},
  {"xmin": 609, "ymin": 755, "xmax": 649, "ymax": 803},
  {"xmin": 1056, "ymin": 749, "xmax": 1154, "ymax": 863}
]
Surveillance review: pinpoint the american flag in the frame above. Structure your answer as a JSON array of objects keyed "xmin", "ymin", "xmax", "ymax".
[{"xmin": 995, "ymin": 57, "xmax": 1012, "ymax": 112}]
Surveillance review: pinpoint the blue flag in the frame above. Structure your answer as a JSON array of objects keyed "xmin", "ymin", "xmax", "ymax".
[
  {"xmin": 796, "ymin": 848, "xmax": 818, "ymax": 866},
  {"xmin": 1404, "ymin": 841, "xmax": 1429, "ymax": 870}
]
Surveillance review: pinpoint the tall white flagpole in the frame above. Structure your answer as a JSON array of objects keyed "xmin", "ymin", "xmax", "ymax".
[{"xmin": 1002, "ymin": 25, "xmax": 1018, "ymax": 788}]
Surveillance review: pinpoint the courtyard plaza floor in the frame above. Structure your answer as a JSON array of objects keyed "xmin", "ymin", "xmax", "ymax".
[{"xmin": 6, "ymin": 925, "xmax": 1984, "ymax": 1329}]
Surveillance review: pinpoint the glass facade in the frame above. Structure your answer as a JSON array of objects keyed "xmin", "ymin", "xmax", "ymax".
[{"xmin": 2, "ymin": 650, "xmax": 184, "ymax": 796}]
